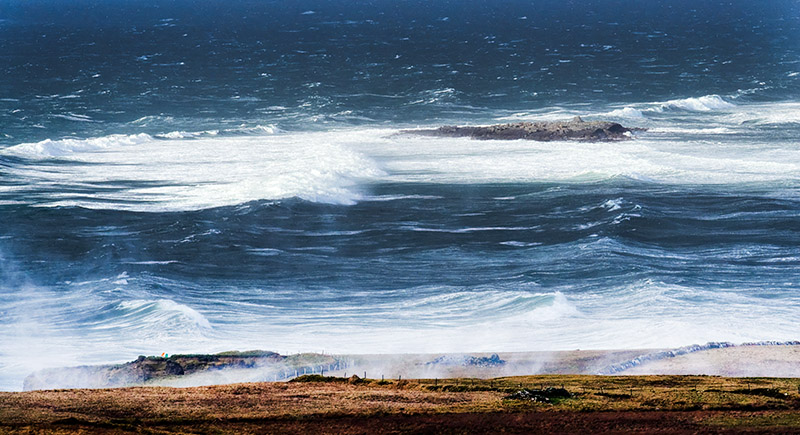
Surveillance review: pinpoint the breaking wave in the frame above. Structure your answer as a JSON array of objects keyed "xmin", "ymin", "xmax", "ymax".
[
  {"xmin": 1, "ymin": 130, "xmax": 385, "ymax": 211},
  {"xmin": 4, "ymin": 133, "xmax": 155, "ymax": 158},
  {"xmin": 93, "ymin": 299, "xmax": 213, "ymax": 337},
  {"xmin": 605, "ymin": 94, "xmax": 736, "ymax": 119},
  {"xmin": 3, "ymin": 113, "xmax": 800, "ymax": 212}
]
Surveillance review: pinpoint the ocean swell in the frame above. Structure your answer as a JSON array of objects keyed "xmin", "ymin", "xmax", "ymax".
[{"xmin": 0, "ymin": 131, "xmax": 385, "ymax": 211}]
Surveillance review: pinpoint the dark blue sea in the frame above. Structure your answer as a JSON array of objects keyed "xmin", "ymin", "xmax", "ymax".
[{"xmin": 1, "ymin": 0, "xmax": 799, "ymax": 390}]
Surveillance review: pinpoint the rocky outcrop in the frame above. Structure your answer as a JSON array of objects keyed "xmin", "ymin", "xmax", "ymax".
[
  {"xmin": 506, "ymin": 387, "xmax": 573, "ymax": 403},
  {"xmin": 401, "ymin": 117, "xmax": 638, "ymax": 141},
  {"xmin": 23, "ymin": 351, "xmax": 343, "ymax": 390}
]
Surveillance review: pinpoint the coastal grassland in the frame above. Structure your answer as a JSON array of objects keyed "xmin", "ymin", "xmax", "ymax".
[{"xmin": 1, "ymin": 375, "xmax": 799, "ymax": 434}]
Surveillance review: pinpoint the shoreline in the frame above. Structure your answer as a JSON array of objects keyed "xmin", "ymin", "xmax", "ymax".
[
  {"xmin": 5, "ymin": 343, "xmax": 799, "ymax": 432},
  {"xmin": 18, "ymin": 342, "xmax": 800, "ymax": 392}
]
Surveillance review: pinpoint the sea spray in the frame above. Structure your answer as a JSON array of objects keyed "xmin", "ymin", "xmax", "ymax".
[{"xmin": 2, "ymin": 0, "xmax": 800, "ymax": 391}]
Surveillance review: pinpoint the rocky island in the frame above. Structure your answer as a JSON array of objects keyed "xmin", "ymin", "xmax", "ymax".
[{"xmin": 402, "ymin": 117, "xmax": 638, "ymax": 141}]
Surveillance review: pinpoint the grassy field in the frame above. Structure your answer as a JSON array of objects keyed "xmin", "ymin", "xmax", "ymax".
[{"xmin": 1, "ymin": 374, "xmax": 799, "ymax": 433}]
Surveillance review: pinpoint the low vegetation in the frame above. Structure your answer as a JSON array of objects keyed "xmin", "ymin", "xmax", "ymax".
[{"xmin": 1, "ymin": 375, "xmax": 799, "ymax": 433}]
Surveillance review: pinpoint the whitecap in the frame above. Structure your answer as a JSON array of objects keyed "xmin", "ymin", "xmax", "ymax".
[
  {"xmin": 123, "ymin": 260, "xmax": 180, "ymax": 265},
  {"xmin": 602, "ymin": 94, "xmax": 736, "ymax": 119},
  {"xmin": 660, "ymin": 94, "xmax": 735, "ymax": 112},
  {"xmin": 363, "ymin": 194, "xmax": 443, "ymax": 202},
  {"xmin": 109, "ymin": 299, "xmax": 213, "ymax": 332},
  {"xmin": 3, "ymin": 133, "xmax": 154, "ymax": 158},
  {"xmin": 499, "ymin": 241, "xmax": 542, "ymax": 247},
  {"xmin": 647, "ymin": 127, "xmax": 737, "ymax": 134},
  {"xmin": 602, "ymin": 198, "xmax": 624, "ymax": 211},
  {"xmin": 402, "ymin": 225, "xmax": 538, "ymax": 234},
  {"xmin": 52, "ymin": 113, "xmax": 96, "ymax": 122},
  {"xmin": 605, "ymin": 107, "xmax": 645, "ymax": 118},
  {"xmin": 157, "ymin": 130, "xmax": 219, "ymax": 139}
]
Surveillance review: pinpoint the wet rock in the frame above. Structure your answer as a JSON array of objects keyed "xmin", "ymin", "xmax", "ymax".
[{"xmin": 401, "ymin": 118, "xmax": 639, "ymax": 142}]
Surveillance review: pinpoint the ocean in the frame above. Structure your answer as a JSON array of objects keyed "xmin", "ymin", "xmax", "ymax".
[{"xmin": 1, "ymin": 0, "xmax": 799, "ymax": 390}]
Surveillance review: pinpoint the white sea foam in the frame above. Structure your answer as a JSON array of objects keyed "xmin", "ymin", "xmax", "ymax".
[
  {"xmin": 371, "ymin": 133, "xmax": 800, "ymax": 186},
  {"xmin": 402, "ymin": 225, "xmax": 539, "ymax": 234},
  {"xmin": 496, "ymin": 95, "xmax": 737, "ymax": 124},
  {"xmin": 605, "ymin": 97, "xmax": 800, "ymax": 128},
  {"xmin": 2, "ymin": 130, "xmax": 385, "ymax": 210},
  {"xmin": 123, "ymin": 260, "xmax": 180, "ymax": 265},
  {"xmin": 647, "ymin": 127, "xmax": 737, "ymax": 134},
  {"xmin": 659, "ymin": 94, "xmax": 736, "ymax": 112},
  {"xmin": 3, "ymin": 97, "xmax": 800, "ymax": 211},
  {"xmin": 5, "ymin": 133, "xmax": 155, "ymax": 158},
  {"xmin": 156, "ymin": 124, "xmax": 279, "ymax": 139},
  {"xmin": 601, "ymin": 198, "xmax": 624, "ymax": 211},
  {"xmin": 499, "ymin": 240, "xmax": 542, "ymax": 247},
  {"xmin": 235, "ymin": 124, "xmax": 281, "ymax": 135},
  {"xmin": 186, "ymin": 279, "xmax": 799, "ymax": 355},
  {"xmin": 52, "ymin": 113, "xmax": 96, "ymax": 122},
  {"xmin": 363, "ymin": 194, "xmax": 444, "ymax": 202},
  {"xmin": 603, "ymin": 94, "xmax": 736, "ymax": 119},
  {"xmin": 2, "ymin": 278, "xmax": 798, "ymax": 390},
  {"xmin": 157, "ymin": 130, "xmax": 219, "ymax": 139},
  {"xmin": 111, "ymin": 299, "xmax": 213, "ymax": 334},
  {"xmin": 605, "ymin": 107, "xmax": 645, "ymax": 118},
  {"xmin": 726, "ymin": 101, "xmax": 800, "ymax": 125},
  {"xmin": 0, "ymin": 288, "xmax": 222, "ymax": 390}
]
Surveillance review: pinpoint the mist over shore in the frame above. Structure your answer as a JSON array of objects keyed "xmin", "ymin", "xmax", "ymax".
[{"xmin": 2, "ymin": 0, "xmax": 800, "ymax": 391}]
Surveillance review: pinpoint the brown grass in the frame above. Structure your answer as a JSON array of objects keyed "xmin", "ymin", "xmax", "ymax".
[{"xmin": 1, "ymin": 375, "xmax": 799, "ymax": 433}]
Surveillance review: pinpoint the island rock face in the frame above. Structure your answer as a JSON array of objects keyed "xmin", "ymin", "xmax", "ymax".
[
  {"xmin": 402, "ymin": 117, "xmax": 636, "ymax": 141},
  {"xmin": 23, "ymin": 351, "xmax": 341, "ymax": 390}
]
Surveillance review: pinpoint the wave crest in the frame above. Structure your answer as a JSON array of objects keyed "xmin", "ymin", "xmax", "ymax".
[
  {"xmin": 99, "ymin": 299, "xmax": 213, "ymax": 335},
  {"xmin": 2, "ymin": 130, "xmax": 385, "ymax": 211},
  {"xmin": 659, "ymin": 95, "xmax": 736, "ymax": 112},
  {"xmin": 605, "ymin": 94, "xmax": 736, "ymax": 119},
  {"xmin": 4, "ymin": 133, "xmax": 154, "ymax": 158}
]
